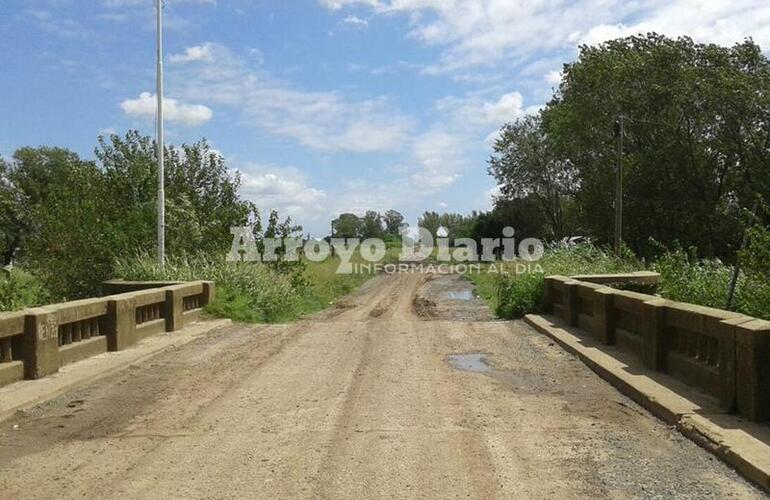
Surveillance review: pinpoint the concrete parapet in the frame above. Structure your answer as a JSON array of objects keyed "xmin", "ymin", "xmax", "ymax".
[
  {"xmin": 0, "ymin": 280, "xmax": 217, "ymax": 389},
  {"xmin": 734, "ymin": 319, "xmax": 770, "ymax": 421},
  {"xmin": 538, "ymin": 273, "xmax": 770, "ymax": 422}
]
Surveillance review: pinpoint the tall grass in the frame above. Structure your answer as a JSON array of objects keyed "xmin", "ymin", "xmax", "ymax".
[
  {"xmin": 472, "ymin": 243, "xmax": 642, "ymax": 319},
  {"xmin": 114, "ymin": 254, "xmax": 303, "ymax": 322},
  {"xmin": 654, "ymin": 248, "xmax": 770, "ymax": 320},
  {"xmin": 472, "ymin": 243, "xmax": 770, "ymax": 321},
  {"xmin": 114, "ymin": 252, "xmax": 377, "ymax": 323}
]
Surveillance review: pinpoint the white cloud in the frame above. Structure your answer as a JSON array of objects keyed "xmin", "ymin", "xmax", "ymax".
[
  {"xmin": 24, "ymin": 9, "xmax": 90, "ymax": 39},
  {"xmin": 407, "ymin": 129, "xmax": 466, "ymax": 189},
  {"xmin": 120, "ymin": 92, "xmax": 213, "ymax": 126},
  {"xmin": 169, "ymin": 43, "xmax": 215, "ymax": 63},
  {"xmin": 172, "ymin": 45, "xmax": 415, "ymax": 152},
  {"xmin": 248, "ymin": 48, "xmax": 265, "ymax": 66},
  {"xmin": 321, "ymin": 0, "xmax": 380, "ymax": 9},
  {"xmin": 545, "ymin": 70, "xmax": 562, "ymax": 85},
  {"xmin": 239, "ymin": 165, "xmax": 326, "ymax": 219},
  {"xmin": 436, "ymin": 91, "xmax": 525, "ymax": 126},
  {"xmin": 319, "ymin": 0, "xmax": 770, "ymax": 73},
  {"xmin": 342, "ymin": 15, "xmax": 368, "ymax": 28}
]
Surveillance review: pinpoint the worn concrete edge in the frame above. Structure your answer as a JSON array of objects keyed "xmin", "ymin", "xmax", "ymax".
[
  {"xmin": 524, "ymin": 313, "xmax": 770, "ymax": 493},
  {"xmin": 0, "ymin": 318, "xmax": 232, "ymax": 424}
]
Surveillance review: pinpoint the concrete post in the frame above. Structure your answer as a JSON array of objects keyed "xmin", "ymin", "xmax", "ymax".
[
  {"xmin": 23, "ymin": 308, "xmax": 59, "ymax": 379},
  {"xmin": 202, "ymin": 281, "xmax": 216, "ymax": 306},
  {"xmin": 640, "ymin": 299, "xmax": 668, "ymax": 371},
  {"xmin": 734, "ymin": 319, "xmax": 770, "ymax": 421},
  {"xmin": 105, "ymin": 294, "xmax": 137, "ymax": 351},
  {"xmin": 563, "ymin": 281, "xmax": 579, "ymax": 326},
  {"xmin": 543, "ymin": 277, "xmax": 557, "ymax": 313},
  {"xmin": 718, "ymin": 316, "xmax": 753, "ymax": 411},
  {"xmin": 592, "ymin": 288, "xmax": 616, "ymax": 345},
  {"xmin": 165, "ymin": 286, "xmax": 184, "ymax": 332}
]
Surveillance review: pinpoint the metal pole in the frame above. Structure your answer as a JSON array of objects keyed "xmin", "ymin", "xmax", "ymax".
[
  {"xmin": 614, "ymin": 115, "xmax": 624, "ymax": 254},
  {"xmin": 156, "ymin": 0, "xmax": 165, "ymax": 267}
]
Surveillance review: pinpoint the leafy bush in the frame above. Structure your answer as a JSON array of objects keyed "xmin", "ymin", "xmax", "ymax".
[
  {"xmin": 654, "ymin": 248, "xmax": 730, "ymax": 308},
  {"xmin": 115, "ymin": 253, "xmax": 305, "ymax": 323},
  {"xmin": 655, "ymin": 246, "xmax": 770, "ymax": 320},
  {"xmin": 114, "ymin": 252, "xmax": 376, "ymax": 323},
  {"xmin": 0, "ymin": 268, "xmax": 49, "ymax": 312},
  {"xmin": 495, "ymin": 272, "xmax": 545, "ymax": 318},
  {"xmin": 490, "ymin": 243, "xmax": 643, "ymax": 319},
  {"xmin": 741, "ymin": 225, "xmax": 770, "ymax": 278}
]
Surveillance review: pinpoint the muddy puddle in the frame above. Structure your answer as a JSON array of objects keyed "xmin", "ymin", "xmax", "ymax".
[
  {"xmin": 444, "ymin": 290, "xmax": 474, "ymax": 300},
  {"xmin": 414, "ymin": 273, "xmax": 494, "ymax": 321},
  {"xmin": 447, "ymin": 353, "xmax": 490, "ymax": 373}
]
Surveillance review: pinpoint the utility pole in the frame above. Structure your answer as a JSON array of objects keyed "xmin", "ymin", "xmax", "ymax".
[
  {"xmin": 614, "ymin": 115, "xmax": 624, "ymax": 255},
  {"xmin": 156, "ymin": 0, "xmax": 165, "ymax": 267}
]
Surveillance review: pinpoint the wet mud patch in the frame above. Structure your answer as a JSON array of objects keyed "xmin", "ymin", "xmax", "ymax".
[
  {"xmin": 444, "ymin": 290, "xmax": 474, "ymax": 300},
  {"xmin": 414, "ymin": 273, "xmax": 493, "ymax": 321},
  {"xmin": 447, "ymin": 353, "xmax": 490, "ymax": 373}
]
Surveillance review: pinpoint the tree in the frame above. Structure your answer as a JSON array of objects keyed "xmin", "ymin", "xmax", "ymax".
[
  {"xmin": 331, "ymin": 213, "xmax": 362, "ymax": 239},
  {"xmin": 540, "ymin": 34, "xmax": 770, "ymax": 259},
  {"xmin": 6, "ymin": 147, "xmax": 115, "ymax": 297},
  {"xmin": 418, "ymin": 211, "xmax": 441, "ymax": 239},
  {"xmin": 488, "ymin": 115, "xmax": 578, "ymax": 240},
  {"xmin": 0, "ymin": 156, "xmax": 24, "ymax": 265},
  {"xmin": 0, "ymin": 131, "xmax": 268, "ymax": 299},
  {"xmin": 95, "ymin": 131, "xmax": 254, "ymax": 256},
  {"xmin": 383, "ymin": 210, "xmax": 404, "ymax": 236},
  {"xmin": 360, "ymin": 210, "xmax": 384, "ymax": 239},
  {"xmin": 418, "ymin": 211, "xmax": 480, "ymax": 243},
  {"xmin": 471, "ymin": 196, "xmax": 547, "ymax": 247}
]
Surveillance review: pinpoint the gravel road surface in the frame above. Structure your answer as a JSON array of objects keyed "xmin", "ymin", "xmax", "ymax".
[{"xmin": 0, "ymin": 271, "xmax": 763, "ymax": 498}]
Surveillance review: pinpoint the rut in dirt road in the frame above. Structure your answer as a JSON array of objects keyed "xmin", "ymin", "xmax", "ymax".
[{"xmin": 0, "ymin": 271, "xmax": 762, "ymax": 499}]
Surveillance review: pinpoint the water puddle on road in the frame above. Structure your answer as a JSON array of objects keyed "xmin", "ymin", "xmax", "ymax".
[
  {"xmin": 446, "ymin": 353, "xmax": 490, "ymax": 373},
  {"xmin": 444, "ymin": 290, "xmax": 474, "ymax": 300}
]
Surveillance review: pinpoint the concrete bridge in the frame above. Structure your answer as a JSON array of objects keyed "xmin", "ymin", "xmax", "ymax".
[{"xmin": 0, "ymin": 272, "xmax": 765, "ymax": 498}]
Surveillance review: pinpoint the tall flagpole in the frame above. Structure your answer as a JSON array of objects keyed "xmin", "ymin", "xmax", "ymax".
[{"xmin": 156, "ymin": 0, "xmax": 165, "ymax": 267}]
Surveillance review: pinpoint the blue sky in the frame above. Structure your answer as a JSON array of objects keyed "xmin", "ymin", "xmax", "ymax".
[{"xmin": 2, "ymin": 0, "xmax": 769, "ymax": 235}]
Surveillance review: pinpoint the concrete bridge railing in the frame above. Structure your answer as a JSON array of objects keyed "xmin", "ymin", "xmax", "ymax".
[
  {"xmin": 544, "ymin": 274, "xmax": 770, "ymax": 422},
  {"xmin": 0, "ymin": 280, "xmax": 215, "ymax": 388}
]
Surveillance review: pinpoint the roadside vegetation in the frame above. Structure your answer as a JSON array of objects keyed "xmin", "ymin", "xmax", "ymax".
[
  {"xmin": 468, "ymin": 240, "xmax": 770, "ymax": 321},
  {"xmin": 1, "ymin": 34, "xmax": 767, "ymax": 324},
  {"xmin": 422, "ymin": 34, "xmax": 770, "ymax": 322},
  {"xmin": 469, "ymin": 244, "xmax": 643, "ymax": 319},
  {"xmin": 0, "ymin": 131, "xmax": 385, "ymax": 321},
  {"xmin": 114, "ymin": 253, "xmax": 375, "ymax": 323}
]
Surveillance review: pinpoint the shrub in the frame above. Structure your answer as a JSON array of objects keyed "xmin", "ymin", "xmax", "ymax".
[
  {"xmin": 654, "ymin": 244, "xmax": 770, "ymax": 320},
  {"xmin": 0, "ymin": 268, "xmax": 50, "ymax": 311},
  {"xmin": 492, "ymin": 243, "xmax": 643, "ymax": 319},
  {"xmin": 654, "ymin": 248, "xmax": 731, "ymax": 309},
  {"xmin": 114, "ymin": 253, "xmax": 305, "ymax": 323},
  {"xmin": 495, "ymin": 272, "xmax": 545, "ymax": 318}
]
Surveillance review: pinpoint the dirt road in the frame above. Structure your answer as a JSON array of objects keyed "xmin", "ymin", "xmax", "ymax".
[{"xmin": 0, "ymin": 272, "xmax": 763, "ymax": 498}]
